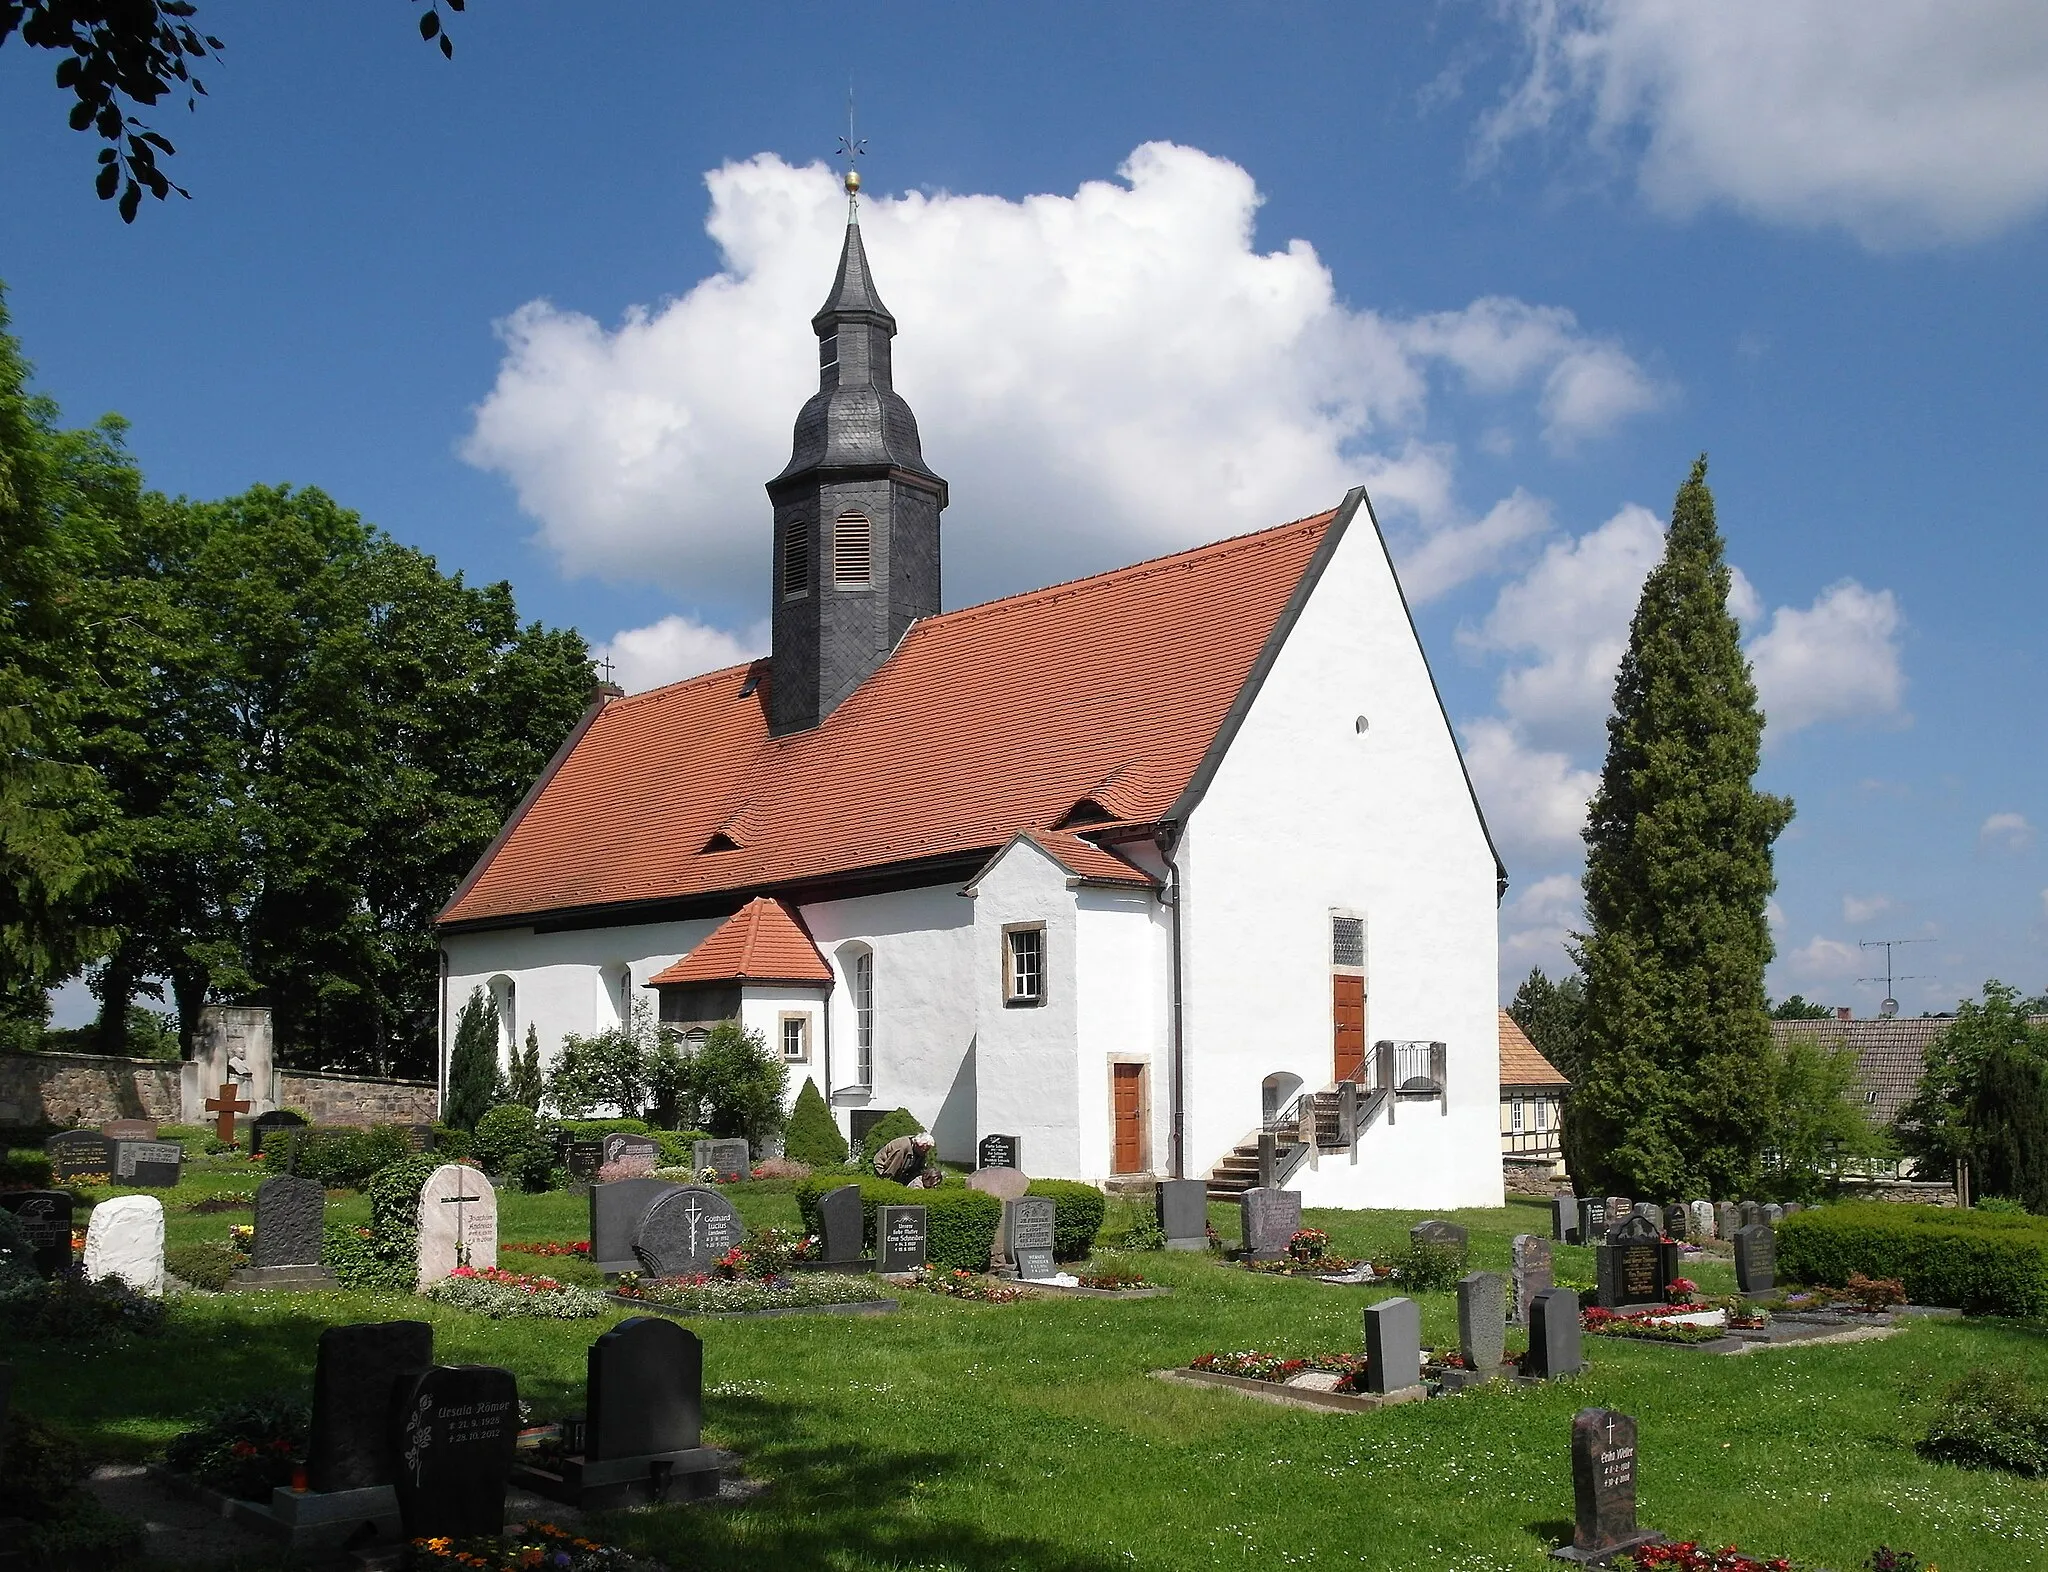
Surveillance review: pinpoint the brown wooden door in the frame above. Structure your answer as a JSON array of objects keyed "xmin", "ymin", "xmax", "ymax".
[
  {"xmin": 1333, "ymin": 974, "xmax": 1365, "ymax": 1082},
  {"xmin": 1112, "ymin": 1063, "xmax": 1145, "ymax": 1173}
]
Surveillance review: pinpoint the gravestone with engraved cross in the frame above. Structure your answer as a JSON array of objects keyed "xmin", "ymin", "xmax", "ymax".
[
  {"xmin": 415, "ymin": 1164, "xmax": 498, "ymax": 1289},
  {"xmin": 1555, "ymin": 1408, "xmax": 1664, "ymax": 1563},
  {"xmin": 633, "ymin": 1186, "xmax": 744, "ymax": 1278}
]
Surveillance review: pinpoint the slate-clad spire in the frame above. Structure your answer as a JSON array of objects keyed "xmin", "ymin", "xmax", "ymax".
[{"xmin": 766, "ymin": 203, "xmax": 948, "ymax": 735}]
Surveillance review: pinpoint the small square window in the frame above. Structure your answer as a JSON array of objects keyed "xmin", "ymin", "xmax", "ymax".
[
  {"xmin": 780, "ymin": 1014, "xmax": 810, "ymax": 1063},
  {"xmin": 1004, "ymin": 926, "xmax": 1044, "ymax": 1007}
]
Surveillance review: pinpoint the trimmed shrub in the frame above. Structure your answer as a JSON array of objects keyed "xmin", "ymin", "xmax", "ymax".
[
  {"xmin": 1919, "ymin": 1366, "xmax": 2048, "ymax": 1475},
  {"xmin": 1778, "ymin": 1203, "xmax": 2048, "ymax": 1317},
  {"xmin": 1397, "ymin": 1239, "xmax": 1468, "ymax": 1292},
  {"xmin": 795, "ymin": 1175, "xmax": 1000, "ymax": 1271},
  {"xmin": 166, "ymin": 1241, "xmax": 242, "ymax": 1291},
  {"xmin": 0, "ymin": 1150, "xmax": 53, "ymax": 1188},
  {"xmin": 556, "ymin": 1117, "xmax": 652, "ymax": 1140},
  {"xmin": 784, "ymin": 1078, "xmax": 849, "ymax": 1167},
  {"xmin": 1028, "ymin": 1179, "xmax": 1107, "ymax": 1260},
  {"xmin": 323, "ymin": 1221, "xmax": 413, "ymax": 1292},
  {"xmin": 292, "ymin": 1123, "xmax": 415, "ymax": 1190},
  {"xmin": 431, "ymin": 1125, "xmax": 475, "ymax": 1161},
  {"xmin": 474, "ymin": 1104, "xmax": 540, "ymax": 1176},
  {"xmin": 858, "ymin": 1107, "xmax": 926, "ymax": 1167}
]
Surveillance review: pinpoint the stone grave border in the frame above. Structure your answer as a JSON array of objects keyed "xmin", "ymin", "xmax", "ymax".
[
  {"xmin": 1006, "ymin": 1280, "xmax": 1174, "ymax": 1300},
  {"xmin": 604, "ymin": 1292, "xmax": 898, "ymax": 1322},
  {"xmin": 1584, "ymin": 1304, "xmax": 1958, "ymax": 1357},
  {"xmin": 1149, "ymin": 1367, "xmax": 1426, "ymax": 1414},
  {"xmin": 145, "ymin": 1465, "xmax": 409, "ymax": 1551}
]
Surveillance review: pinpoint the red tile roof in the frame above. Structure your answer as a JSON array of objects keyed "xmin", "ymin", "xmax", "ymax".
[
  {"xmin": 645, "ymin": 898, "xmax": 833, "ymax": 986},
  {"xmin": 1499, "ymin": 1009, "xmax": 1568, "ymax": 1089},
  {"xmin": 964, "ymin": 829, "xmax": 1161, "ymax": 892},
  {"xmin": 440, "ymin": 505, "xmax": 1345, "ymax": 929}
]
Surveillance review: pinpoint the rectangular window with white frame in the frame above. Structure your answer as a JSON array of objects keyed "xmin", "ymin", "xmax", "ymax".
[
  {"xmin": 1511, "ymin": 1098, "xmax": 1525, "ymax": 1133},
  {"xmin": 1004, "ymin": 924, "xmax": 1045, "ymax": 1007},
  {"xmin": 780, "ymin": 1013, "xmax": 810, "ymax": 1064}
]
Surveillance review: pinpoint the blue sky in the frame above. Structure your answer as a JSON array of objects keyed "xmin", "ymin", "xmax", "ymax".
[{"xmin": 4, "ymin": 2, "xmax": 2044, "ymax": 1021}]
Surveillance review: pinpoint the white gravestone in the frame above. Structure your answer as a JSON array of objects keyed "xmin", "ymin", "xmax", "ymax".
[
  {"xmin": 83, "ymin": 1194, "xmax": 165, "ymax": 1296},
  {"xmin": 415, "ymin": 1164, "xmax": 498, "ymax": 1289}
]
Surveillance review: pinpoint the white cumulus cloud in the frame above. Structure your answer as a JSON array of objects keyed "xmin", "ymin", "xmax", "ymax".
[
  {"xmin": 1843, "ymin": 893, "xmax": 1898, "ymax": 925},
  {"xmin": 594, "ymin": 615, "xmax": 770, "ymax": 695},
  {"xmin": 1500, "ymin": 873, "xmax": 1585, "ymax": 982},
  {"xmin": 1788, "ymin": 935, "xmax": 1862, "ymax": 980},
  {"xmin": 1479, "ymin": 0, "xmax": 2048, "ymax": 248},
  {"xmin": 464, "ymin": 144, "xmax": 1659, "ymax": 617},
  {"xmin": 1461, "ymin": 717, "xmax": 1600, "ymax": 864},
  {"xmin": 1747, "ymin": 581, "xmax": 1906, "ymax": 735},
  {"xmin": 1981, "ymin": 812, "xmax": 2036, "ymax": 852}
]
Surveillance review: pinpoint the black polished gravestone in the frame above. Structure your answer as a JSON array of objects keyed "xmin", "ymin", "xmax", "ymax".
[
  {"xmin": 589, "ymin": 1177, "xmax": 682, "ymax": 1277},
  {"xmin": 877, "ymin": 1204, "xmax": 928, "ymax": 1273},
  {"xmin": 390, "ymin": 1364, "xmax": 520, "ymax": 1539},
  {"xmin": 1554, "ymin": 1408, "xmax": 1663, "ymax": 1563},
  {"xmin": 1595, "ymin": 1216, "xmax": 1674, "ymax": 1310},
  {"xmin": 111, "ymin": 1139, "xmax": 184, "ymax": 1187},
  {"xmin": 976, "ymin": 1133, "xmax": 1021, "ymax": 1171},
  {"xmin": 1552, "ymin": 1193, "xmax": 1579, "ymax": 1244},
  {"xmin": 817, "ymin": 1184, "xmax": 867, "ymax": 1264},
  {"xmin": 401, "ymin": 1125, "xmax": 437, "ymax": 1155},
  {"xmin": 1157, "ymin": 1178, "xmax": 1210, "ymax": 1251},
  {"xmin": 601, "ymin": 1131, "xmax": 660, "ymax": 1168},
  {"xmin": 1575, "ymin": 1197, "xmax": 1608, "ymax": 1245},
  {"xmin": 231, "ymin": 1175, "xmax": 335, "ymax": 1290},
  {"xmin": 0, "ymin": 1190, "xmax": 74, "ymax": 1275},
  {"xmin": 1006, "ymin": 1196, "xmax": 1058, "ymax": 1281},
  {"xmin": 308, "ymin": 1321, "xmax": 436, "ymax": 1492},
  {"xmin": 1733, "ymin": 1223, "xmax": 1777, "ymax": 1296},
  {"xmin": 45, "ymin": 1130, "xmax": 112, "ymax": 1182},
  {"xmin": 633, "ymin": 1187, "xmax": 745, "ymax": 1278},
  {"xmin": 565, "ymin": 1141, "xmax": 605, "ymax": 1186},
  {"xmin": 1526, "ymin": 1285, "xmax": 1584, "ymax": 1379},
  {"xmin": 250, "ymin": 1109, "xmax": 309, "ymax": 1160},
  {"xmin": 1662, "ymin": 1205, "xmax": 1689, "ymax": 1241}
]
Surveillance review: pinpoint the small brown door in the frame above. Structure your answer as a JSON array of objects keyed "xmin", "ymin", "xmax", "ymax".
[
  {"xmin": 1112, "ymin": 1063, "xmax": 1145, "ymax": 1173},
  {"xmin": 1333, "ymin": 974, "xmax": 1365, "ymax": 1082}
]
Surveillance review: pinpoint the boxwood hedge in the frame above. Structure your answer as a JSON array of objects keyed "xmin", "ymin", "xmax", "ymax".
[
  {"xmin": 1778, "ymin": 1203, "xmax": 2048, "ymax": 1317},
  {"xmin": 794, "ymin": 1176, "xmax": 1001, "ymax": 1271},
  {"xmin": 1027, "ymin": 1179, "xmax": 1107, "ymax": 1260}
]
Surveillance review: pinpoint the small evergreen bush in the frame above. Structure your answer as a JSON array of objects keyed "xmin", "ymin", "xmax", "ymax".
[
  {"xmin": 292, "ymin": 1123, "xmax": 415, "ymax": 1189},
  {"xmin": 794, "ymin": 1175, "xmax": 1000, "ymax": 1271},
  {"xmin": 1919, "ymin": 1366, "xmax": 2048, "ymax": 1476},
  {"xmin": 1028, "ymin": 1179, "xmax": 1108, "ymax": 1260},
  {"xmin": 1396, "ymin": 1239, "xmax": 1467, "ymax": 1292},
  {"xmin": 165, "ymin": 1241, "xmax": 242, "ymax": 1290},
  {"xmin": 475, "ymin": 1104, "xmax": 540, "ymax": 1175},
  {"xmin": 858, "ymin": 1106, "xmax": 927, "ymax": 1167},
  {"xmin": 323, "ymin": 1221, "xmax": 414, "ymax": 1292},
  {"xmin": 784, "ymin": 1079, "xmax": 849, "ymax": 1166},
  {"xmin": 508, "ymin": 1023, "xmax": 545, "ymax": 1111}
]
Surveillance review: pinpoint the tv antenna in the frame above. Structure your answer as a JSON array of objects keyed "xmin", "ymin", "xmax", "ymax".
[{"xmin": 1857, "ymin": 938, "xmax": 1929, "ymax": 1018}]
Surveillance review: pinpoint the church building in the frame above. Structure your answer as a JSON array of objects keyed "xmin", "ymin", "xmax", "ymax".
[{"xmin": 437, "ymin": 185, "xmax": 1507, "ymax": 1207}]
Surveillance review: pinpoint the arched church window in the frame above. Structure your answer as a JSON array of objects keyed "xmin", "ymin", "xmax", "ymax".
[
  {"xmin": 783, "ymin": 520, "xmax": 810, "ymax": 598},
  {"xmin": 833, "ymin": 511, "xmax": 872, "ymax": 590}
]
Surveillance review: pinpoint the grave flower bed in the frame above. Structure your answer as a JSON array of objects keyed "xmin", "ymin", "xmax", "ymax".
[
  {"xmin": 1074, "ymin": 1268, "xmax": 1153, "ymax": 1290},
  {"xmin": 908, "ymin": 1266, "xmax": 1025, "ymax": 1302},
  {"xmin": 1288, "ymin": 1228, "xmax": 1332, "ymax": 1262},
  {"xmin": 1613, "ymin": 1540, "xmax": 1929, "ymax": 1571},
  {"xmin": 1581, "ymin": 1306, "xmax": 1736, "ymax": 1344},
  {"xmin": 1188, "ymin": 1350, "xmax": 1372, "ymax": 1391},
  {"xmin": 425, "ymin": 1265, "xmax": 608, "ymax": 1319},
  {"xmin": 1241, "ymin": 1251, "xmax": 1369, "ymax": 1277},
  {"xmin": 712, "ymin": 1226, "xmax": 818, "ymax": 1277},
  {"xmin": 408, "ymin": 1520, "xmax": 660, "ymax": 1572},
  {"xmin": 613, "ymin": 1270, "xmax": 885, "ymax": 1315},
  {"xmin": 504, "ymin": 1239, "xmax": 592, "ymax": 1258},
  {"xmin": 164, "ymin": 1395, "xmax": 309, "ymax": 1500}
]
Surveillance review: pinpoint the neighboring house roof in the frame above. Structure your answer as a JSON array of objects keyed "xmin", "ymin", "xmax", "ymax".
[
  {"xmin": 440, "ymin": 505, "xmax": 1350, "ymax": 930},
  {"xmin": 644, "ymin": 897, "xmax": 834, "ymax": 988},
  {"xmin": 1766, "ymin": 1015, "xmax": 2048, "ymax": 1126},
  {"xmin": 963, "ymin": 829, "xmax": 1161, "ymax": 894},
  {"xmin": 1499, "ymin": 1009, "xmax": 1569, "ymax": 1090}
]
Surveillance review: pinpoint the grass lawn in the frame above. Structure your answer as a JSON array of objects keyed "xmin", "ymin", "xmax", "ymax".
[{"xmin": 12, "ymin": 1144, "xmax": 2048, "ymax": 1571}]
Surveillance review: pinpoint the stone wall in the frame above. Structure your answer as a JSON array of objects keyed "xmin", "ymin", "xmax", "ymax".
[
  {"xmin": 1835, "ymin": 1177, "xmax": 1960, "ymax": 1208},
  {"xmin": 1503, "ymin": 1157, "xmax": 1571, "ymax": 1196},
  {"xmin": 0, "ymin": 1051, "xmax": 435, "ymax": 1130}
]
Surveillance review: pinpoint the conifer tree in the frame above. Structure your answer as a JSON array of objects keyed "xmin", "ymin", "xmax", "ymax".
[
  {"xmin": 506, "ymin": 1023, "xmax": 544, "ymax": 1112},
  {"xmin": 1572, "ymin": 458, "xmax": 1793, "ymax": 1199},
  {"xmin": 783, "ymin": 1077, "xmax": 849, "ymax": 1166},
  {"xmin": 443, "ymin": 988, "xmax": 503, "ymax": 1132}
]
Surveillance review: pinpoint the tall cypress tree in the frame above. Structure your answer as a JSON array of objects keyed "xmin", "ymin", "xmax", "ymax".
[
  {"xmin": 1573, "ymin": 458, "xmax": 1793, "ymax": 1199},
  {"xmin": 443, "ymin": 988, "xmax": 503, "ymax": 1132}
]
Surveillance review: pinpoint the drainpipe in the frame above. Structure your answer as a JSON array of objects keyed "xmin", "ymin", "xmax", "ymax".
[
  {"xmin": 1156, "ymin": 827, "xmax": 1186, "ymax": 1180},
  {"xmin": 437, "ymin": 949, "xmax": 450, "ymax": 1116}
]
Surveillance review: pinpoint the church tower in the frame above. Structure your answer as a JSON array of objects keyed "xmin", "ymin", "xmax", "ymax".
[{"xmin": 765, "ymin": 174, "xmax": 948, "ymax": 735}]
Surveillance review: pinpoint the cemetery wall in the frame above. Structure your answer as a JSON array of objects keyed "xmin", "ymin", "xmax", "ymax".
[
  {"xmin": 1176, "ymin": 502, "xmax": 1504, "ymax": 1209},
  {"xmin": 0, "ymin": 1050, "xmax": 435, "ymax": 1129},
  {"xmin": 1504, "ymin": 1156, "xmax": 1571, "ymax": 1196},
  {"xmin": 275, "ymin": 1069, "xmax": 437, "ymax": 1125}
]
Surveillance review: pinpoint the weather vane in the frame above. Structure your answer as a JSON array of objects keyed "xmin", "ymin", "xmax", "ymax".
[{"xmin": 836, "ymin": 85, "xmax": 865, "ymax": 218}]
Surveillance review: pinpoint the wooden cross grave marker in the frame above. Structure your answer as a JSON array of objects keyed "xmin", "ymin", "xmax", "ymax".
[{"xmin": 205, "ymin": 1080, "xmax": 252, "ymax": 1145}]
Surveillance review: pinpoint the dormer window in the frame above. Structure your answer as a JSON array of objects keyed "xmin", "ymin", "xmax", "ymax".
[
  {"xmin": 833, "ymin": 511, "xmax": 873, "ymax": 590},
  {"xmin": 783, "ymin": 519, "xmax": 810, "ymax": 598}
]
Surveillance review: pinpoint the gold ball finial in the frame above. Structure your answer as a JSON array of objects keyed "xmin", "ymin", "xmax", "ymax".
[{"xmin": 844, "ymin": 168, "xmax": 861, "ymax": 195}]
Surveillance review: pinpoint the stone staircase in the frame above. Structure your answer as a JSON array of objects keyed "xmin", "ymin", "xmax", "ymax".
[{"xmin": 1203, "ymin": 1087, "xmax": 1362, "ymax": 1199}]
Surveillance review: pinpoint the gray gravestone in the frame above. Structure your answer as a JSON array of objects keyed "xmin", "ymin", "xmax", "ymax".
[
  {"xmin": 877, "ymin": 1204, "xmax": 928, "ymax": 1273},
  {"xmin": 588, "ymin": 1316, "xmax": 701, "ymax": 1460},
  {"xmin": 1688, "ymin": 1201, "xmax": 1715, "ymax": 1243},
  {"xmin": 1576, "ymin": 1197, "xmax": 1608, "ymax": 1244},
  {"xmin": 111, "ymin": 1139, "xmax": 183, "ymax": 1187},
  {"xmin": 1364, "ymin": 1296, "xmax": 1422, "ymax": 1394},
  {"xmin": 249, "ymin": 1175, "xmax": 324, "ymax": 1267},
  {"xmin": 589, "ymin": 1178, "xmax": 683, "ymax": 1276},
  {"xmin": 1006, "ymin": 1196, "xmax": 1058, "ymax": 1280},
  {"xmin": 1760, "ymin": 1203, "xmax": 1785, "ymax": 1227},
  {"xmin": 977, "ymin": 1133, "xmax": 1020, "ymax": 1170},
  {"xmin": 1738, "ymin": 1201, "xmax": 1760, "ymax": 1228},
  {"xmin": 1239, "ymin": 1187, "xmax": 1301, "ymax": 1260},
  {"xmin": 1782, "ymin": 1200, "xmax": 1803, "ymax": 1217},
  {"xmin": 1632, "ymin": 1202, "xmax": 1662, "ymax": 1227},
  {"xmin": 307, "ymin": 1320, "xmax": 434, "ymax": 1491},
  {"xmin": 1605, "ymin": 1197, "xmax": 1632, "ymax": 1228},
  {"xmin": 45, "ymin": 1130, "xmax": 112, "ymax": 1181},
  {"xmin": 633, "ymin": 1187, "xmax": 745, "ymax": 1278},
  {"xmin": 0, "ymin": 1191, "xmax": 74, "ymax": 1275},
  {"xmin": 1528, "ymin": 1285, "xmax": 1583, "ymax": 1379},
  {"xmin": 601, "ymin": 1132, "xmax": 660, "ymax": 1168},
  {"xmin": 1157, "ymin": 1178, "xmax": 1209, "ymax": 1250},
  {"xmin": 1457, "ymin": 1272, "xmax": 1507, "ymax": 1378},
  {"xmin": 1715, "ymin": 1202, "xmax": 1742, "ymax": 1241},
  {"xmin": 250, "ymin": 1109, "xmax": 309, "ymax": 1159},
  {"xmin": 1410, "ymin": 1218, "xmax": 1470, "ymax": 1253},
  {"xmin": 1511, "ymin": 1234, "xmax": 1554, "ymax": 1326},
  {"xmin": 1733, "ymin": 1223, "xmax": 1776, "ymax": 1295},
  {"xmin": 691, "ymin": 1139, "xmax": 750, "ymax": 1179},
  {"xmin": 1552, "ymin": 1194, "xmax": 1579, "ymax": 1244},
  {"xmin": 390, "ymin": 1364, "xmax": 520, "ymax": 1539},
  {"xmin": 817, "ymin": 1184, "xmax": 866, "ymax": 1263},
  {"xmin": 1596, "ymin": 1216, "xmax": 1668, "ymax": 1309},
  {"xmin": 1560, "ymin": 1408, "xmax": 1663, "ymax": 1562}
]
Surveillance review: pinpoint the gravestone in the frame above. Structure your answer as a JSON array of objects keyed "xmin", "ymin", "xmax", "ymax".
[
  {"xmin": 1781, "ymin": 1200, "xmax": 1803, "ymax": 1217},
  {"xmin": 977, "ymin": 1133, "xmax": 1020, "ymax": 1170},
  {"xmin": 1551, "ymin": 1194, "xmax": 1579, "ymax": 1244},
  {"xmin": 1576, "ymin": 1197, "xmax": 1608, "ymax": 1244},
  {"xmin": 1715, "ymin": 1202, "xmax": 1742, "ymax": 1241},
  {"xmin": 602, "ymin": 1131, "xmax": 660, "ymax": 1168},
  {"xmin": 1688, "ymin": 1201, "xmax": 1716, "ymax": 1243},
  {"xmin": 1457, "ymin": 1272, "xmax": 1507, "ymax": 1379},
  {"xmin": 415, "ymin": 1164, "xmax": 499, "ymax": 1288},
  {"xmin": 1605, "ymin": 1197, "xmax": 1632, "ymax": 1227},
  {"xmin": 589, "ymin": 1177, "xmax": 682, "ymax": 1276},
  {"xmin": 0, "ymin": 1190, "xmax": 74, "ymax": 1275},
  {"xmin": 1363, "ymin": 1296, "xmax": 1422, "ymax": 1394},
  {"xmin": 307, "ymin": 1320, "xmax": 435, "ymax": 1491},
  {"xmin": 391, "ymin": 1364, "xmax": 520, "ymax": 1539},
  {"xmin": 82, "ymin": 1193, "xmax": 164, "ymax": 1295},
  {"xmin": 1557, "ymin": 1408, "xmax": 1663, "ymax": 1563},
  {"xmin": 100, "ymin": 1119, "xmax": 156, "ymax": 1141},
  {"xmin": 1511, "ymin": 1234, "xmax": 1554, "ymax": 1326},
  {"xmin": 877, "ymin": 1204, "xmax": 928, "ymax": 1273},
  {"xmin": 1239, "ymin": 1187, "xmax": 1301, "ymax": 1260},
  {"xmin": 1006, "ymin": 1196, "xmax": 1058, "ymax": 1281},
  {"xmin": 250, "ymin": 1109, "xmax": 309, "ymax": 1159},
  {"xmin": 1527, "ymin": 1285, "xmax": 1584, "ymax": 1379},
  {"xmin": 817, "ymin": 1184, "xmax": 866, "ymax": 1264},
  {"xmin": 589, "ymin": 1315, "xmax": 701, "ymax": 1459},
  {"xmin": 634, "ymin": 1186, "xmax": 744, "ymax": 1278},
  {"xmin": 1760, "ymin": 1203, "xmax": 1785, "ymax": 1227},
  {"xmin": 1738, "ymin": 1201, "xmax": 1760, "ymax": 1228},
  {"xmin": 966, "ymin": 1166, "xmax": 1030, "ymax": 1201},
  {"xmin": 46, "ymin": 1130, "xmax": 112, "ymax": 1181},
  {"xmin": 232, "ymin": 1174, "xmax": 334, "ymax": 1289},
  {"xmin": 1632, "ymin": 1202, "xmax": 1662, "ymax": 1228},
  {"xmin": 1733, "ymin": 1223, "xmax": 1776, "ymax": 1296},
  {"xmin": 1157, "ymin": 1178, "xmax": 1209, "ymax": 1250},
  {"xmin": 1661, "ymin": 1205, "xmax": 1688, "ymax": 1240},
  {"xmin": 1410, "ymin": 1218, "xmax": 1469, "ymax": 1253},
  {"xmin": 691, "ymin": 1138, "xmax": 750, "ymax": 1179},
  {"xmin": 111, "ymin": 1139, "xmax": 183, "ymax": 1187},
  {"xmin": 401, "ymin": 1125, "xmax": 437, "ymax": 1154},
  {"xmin": 1595, "ymin": 1216, "xmax": 1668, "ymax": 1310},
  {"xmin": 565, "ymin": 1141, "xmax": 605, "ymax": 1184}
]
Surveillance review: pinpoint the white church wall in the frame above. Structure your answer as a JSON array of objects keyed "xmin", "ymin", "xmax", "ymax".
[
  {"xmin": 967, "ymin": 841, "xmax": 1084, "ymax": 1179},
  {"xmin": 1177, "ymin": 500, "xmax": 1503, "ymax": 1209},
  {"xmin": 736, "ymin": 986, "xmax": 828, "ymax": 1132},
  {"xmin": 1073, "ymin": 887, "xmax": 1170, "ymax": 1183}
]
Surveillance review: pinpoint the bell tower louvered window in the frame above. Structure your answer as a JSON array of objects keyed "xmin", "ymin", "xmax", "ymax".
[
  {"xmin": 833, "ymin": 511, "xmax": 873, "ymax": 589},
  {"xmin": 783, "ymin": 519, "xmax": 810, "ymax": 598}
]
